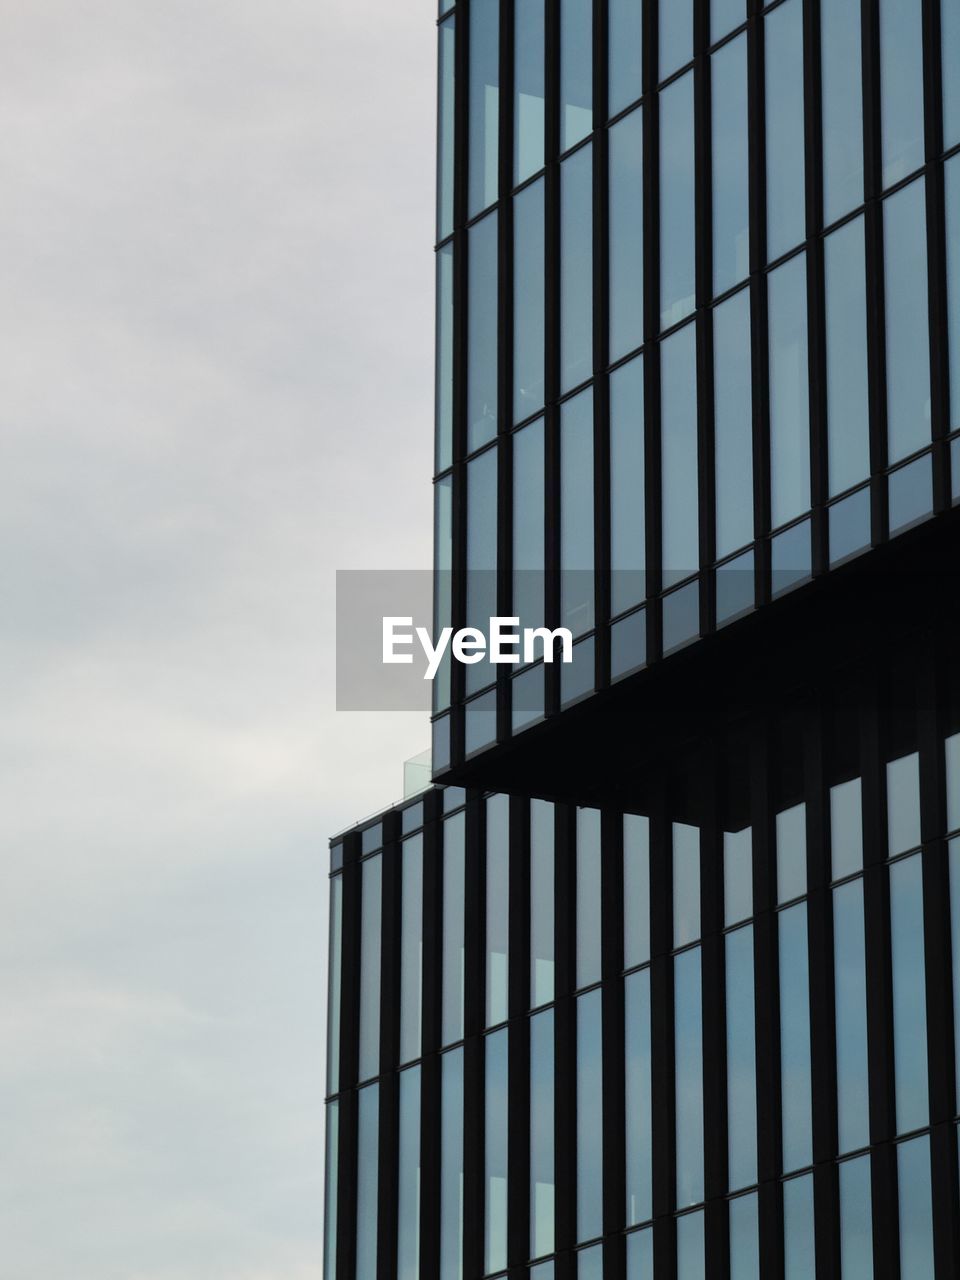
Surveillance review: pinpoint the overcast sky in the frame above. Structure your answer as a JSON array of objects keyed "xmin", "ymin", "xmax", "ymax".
[{"xmin": 0, "ymin": 3, "xmax": 433, "ymax": 1276}]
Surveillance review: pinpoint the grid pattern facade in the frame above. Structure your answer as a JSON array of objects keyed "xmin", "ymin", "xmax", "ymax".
[
  {"xmin": 430, "ymin": 0, "xmax": 960, "ymax": 774},
  {"xmin": 326, "ymin": 640, "xmax": 960, "ymax": 1280}
]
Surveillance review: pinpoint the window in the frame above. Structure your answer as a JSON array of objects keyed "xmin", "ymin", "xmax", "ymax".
[
  {"xmin": 514, "ymin": 179, "xmax": 546, "ymax": 423},
  {"xmin": 356, "ymin": 1084, "xmax": 380, "ymax": 1279},
  {"xmin": 434, "ymin": 477, "xmax": 453, "ymax": 712},
  {"xmin": 673, "ymin": 821, "xmax": 701, "ymax": 947},
  {"xmin": 625, "ymin": 967, "xmax": 653, "ymax": 1225},
  {"xmin": 400, "ymin": 836, "xmax": 424, "ymax": 1064},
  {"xmin": 660, "ymin": 73, "xmax": 696, "ymax": 327},
  {"xmin": 514, "ymin": 416, "xmax": 546, "ymax": 636},
  {"xmin": 442, "ymin": 813, "xmax": 466, "ymax": 1046},
  {"xmin": 948, "ymin": 156, "xmax": 960, "ymax": 435},
  {"xmin": 713, "ymin": 0, "xmax": 746, "ymax": 44},
  {"xmin": 726, "ymin": 925, "xmax": 757, "ymax": 1190},
  {"xmin": 561, "ymin": 389, "xmax": 596, "ymax": 637},
  {"xmin": 398, "ymin": 1068, "xmax": 421, "ymax": 1280},
  {"xmin": 897, "ymin": 1137, "xmax": 935, "ymax": 1280},
  {"xmin": 839, "ymin": 1155, "xmax": 873, "ymax": 1280},
  {"xmin": 830, "ymin": 778, "xmax": 863, "ymax": 880},
  {"xmin": 821, "ymin": 0, "xmax": 864, "ymax": 226},
  {"xmin": 609, "ymin": 0, "xmax": 643, "ymax": 118},
  {"xmin": 714, "ymin": 287, "xmax": 754, "ymax": 559},
  {"xmin": 765, "ymin": 0, "xmax": 805, "ymax": 261},
  {"xmin": 660, "ymin": 0, "xmax": 692, "ymax": 80},
  {"xmin": 661, "ymin": 322, "xmax": 699, "ymax": 586},
  {"xmin": 577, "ymin": 989, "xmax": 604, "ymax": 1241},
  {"xmin": 561, "ymin": 144, "xmax": 594, "ymax": 391},
  {"xmin": 324, "ymin": 1102, "xmax": 339, "ymax": 1280},
  {"xmin": 949, "ymin": 839, "xmax": 960, "ymax": 1105},
  {"xmin": 437, "ymin": 17, "xmax": 455, "ymax": 240},
  {"xmin": 825, "ymin": 217, "xmax": 870, "ymax": 497},
  {"xmin": 712, "ymin": 34, "xmax": 749, "ymax": 297},
  {"xmin": 675, "ymin": 946, "xmax": 704, "ymax": 1208},
  {"xmin": 561, "ymin": 0, "xmax": 593, "ymax": 151},
  {"xmin": 884, "ymin": 179, "xmax": 931, "ymax": 464},
  {"xmin": 359, "ymin": 855, "xmax": 382, "ymax": 1081},
  {"xmin": 468, "ymin": 0, "xmax": 499, "ymax": 217},
  {"xmin": 879, "ymin": 0, "xmax": 925, "ymax": 188},
  {"xmin": 627, "ymin": 1228, "xmax": 654, "ymax": 1276},
  {"xmin": 515, "ymin": 0, "xmax": 545, "ymax": 185},
  {"xmin": 609, "ymin": 106, "xmax": 644, "ymax": 361},
  {"xmin": 783, "ymin": 1174, "xmax": 815, "ymax": 1280},
  {"xmin": 466, "ymin": 446, "xmax": 498, "ymax": 695},
  {"xmin": 327, "ymin": 875, "xmax": 343, "ymax": 1094},
  {"xmin": 677, "ymin": 1210, "xmax": 705, "ymax": 1280},
  {"xmin": 436, "ymin": 244, "xmax": 454, "ymax": 473},
  {"xmin": 577, "ymin": 807, "xmax": 603, "ymax": 988},
  {"xmin": 531, "ymin": 1008, "xmax": 555, "ymax": 1258},
  {"xmin": 768, "ymin": 253, "xmax": 810, "ymax": 528},
  {"xmin": 468, "ymin": 214, "xmax": 499, "ymax": 453},
  {"xmin": 486, "ymin": 795, "xmax": 510, "ymax": 1026},
  {"xmin": 887, "ymin": 752, "xmax": 921, "ymax": 856},
  {"xmin": 779, "ymin": 903, "xmax": 812, "ymax": 1172},
  {"xmin": 485, "ymin": 1030, "xmax": 509, "ymax": 1273},
  {"xmin": 441, "ymin": 1050, "xmax": 464, "ymax": 1280},
  {"xmin": 945, "ymin": 0, "xmax": 960, "ymax": 147},
  {"xmin": 531, "ymin": 799, "xmax": 555, "ymax": 1006},
  {"xmin": 724, "ymin": 827, "xmax": 753, "ymax": 927},
  {"xmin": 777, "ymin": 803, "xmax": 807, "ymax": 902},
  {"xmin": 624, "ymin": 813, "xmax": 651, "ymax": 968},
  {"xmin": 610, "ymin": 353, "xmax": 646, "ymax": 615},
  {"xmin": 890, "ymin": 854, "xmax": 929, "ymax": 1133},
  {"xmin": 834, "ymin": 880, "xmax": 870, "ymax": 1154},
  {"xmin": 729, "ymin": 1193, "xmax": 760, "ymax": 1280}
]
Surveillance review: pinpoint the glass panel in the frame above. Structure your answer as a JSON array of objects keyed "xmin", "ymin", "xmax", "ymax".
[
  {"xmin": 514, "ymin": 180, "xmax": 546, "ymax": 423},
  {"xmin": 359, "ymin": 855, "xmax": 382, "ymax": 1081},
  {"xmin": 879, "ymin": 0, "xmax": 925, "ymax": 188},
  {"xmin": 663, "ymin": 580, "xmax": 700, "ymax": 652},
  {"xmin": 716, "ymin": 548, "xmax": 755, "ymax": 625},
  {"xmin": 356, "ymin": 1085, "xmax": 380, "ymax": 1279},
  {"xmin": 485, "ymin": 1029, "xmax": 509, "ymax": 1274},
  {"xmin": 624, "ymin": 814, "xmax": 651, "ymax": 968},
  {"xmin": 579, "ymin": 1243, "xmax": 604, "ymax": 1280},
  {"xmin": 514, "ymin": 663, "xmax": 546, "ymax": 732},
  {"xmin": 444, "ymin": 787, "xmax": 467, "ymax": 813},
  {"xmin": 712, "ymin": 34, "xmax": 749, "ymax": 296},
  {"xmin": 729, "ymin": 1193, "xmax": 760, "ymax": 1280},
  {"xmin": 714, "ymin": 287, "xmax": 754, "ymax": 559},
  {"xmin": 660, "ymin": 0, "xmax": 693, "ymax": 79},
  {"xmin": 890, "ymin": 854, "xmax": 929, "ymax": 1133},
  {"xmin": 661, "ymin": 321, "xmax": 699, "ymax": 586},
  {"xmin": 324, "ymin": 1102, "xmax": 339, "ymax": 1280},
  {"xmin": 726, "ymin": 925, "xmax": 758, "ymax": 1190},
  {"xmin": 948, "ymin": 735, "xmax": 960, "ymax": 832},
  {"xmin": 821, "ymin": 0, "xmax": 864, "ymax": 225},
  {"xmin": 433, "ymin": 713, "xmax": 452, "ymax": 774},
  {"xmin": 612, "ymin": 606, "xmax": 648, "ymax": 678},
  {"xmin": 839, "ymin": 1155, "xmax": 873, "ymax": 1280},
  {"xmin": 610, "ymin": 353, "xmax": 646, "ymax": 615},
  {"xmin": 531, "ymin": 799, "xmax": 556, "ymax": 1006},
  {"xmin": 946, "ymin": 0, "xmax": 960, "ymax": 147},
  {"xmin": 438, "ymin": 17, "xmax": 456, "ymax": 240},
  {"xmin": 514, "ymin": 415, "xmax": 545, "ymax": 635},
  {"xmin": 713, "ymin": 0, "xmax": 746, "ymax": 44},
  {"xmin": 442, "ymin": 813, "xmax": 466, "ymax": 1046},
  {"xmin": 400, "ymin": 836, "xmax": 424, "ymax": 1064},
  {"xmin": 486, "ymin": 795, "xmax": 510, "ymax": 1026},
  {"xmin": 677, "ymin": 1211, "xmax": 705, "ymax": 1280},
  {"xmin": 887, "ymin": 753, "xmax": 921, "ymax": 855},
  {"xmin": 398, "ymin": 1068, "xmax": 421, "ymax": 1280},
  {"xmin": 660, "ymin": 73, "xmax": 696, "ymax": 328},
  {"xmin": 627, "ymin": 1227, "xmax": 654, "ymax": 1276},
  {"xmin": 466, "ymin": 445, "xmax": 498, "ymax": 695},
  {"xmin": 830, "ymin": 778, "xmax": 863, "ymax": 880},
  {"xmin": 610, "ymin": 0, "xmax": 643, "ymax": 117},
  {"xmin": 771, "ymin": 518, "xmax": 811, "ymax": 595},
  {"xmin": 779, "ymin": 903, "xmax": 812, "ymax": 1172},
  {"xmin": 673, "ymin": 822, "xmax": 701, "ymax": 947},
  {"xmin": 834, "ymin": 880, "xmax": 870, "ymax": 1154},
  {"xmin": 948, "ymin": 157, "xmax": 960, "ymax": 434},
  {"xmin": 468, "ymin": 214, "xmax": 499, "ymax": 452},
  {"xmin": 625, "ymin": 968, "xmax": 653, "ymax": 1225},
  {"xmin": 362, "ymin": 824, "xmax": 383, "ymax": 855},
  {"xmin": 531, "ymin": 1008, "xmax": 556, "ymax": 1258},
  {"xmin": 829, "ymin": 487, "xmax": 872, "ymax": 565},
  {"xmin": 577, "ymin": 989, "xmax": 604, "ymax": 1241},
  {"xmin": 562, "ymin": 0, "xmax": 593, "ymax": 151},
  {"xmin": 327, "ymin": 875, "xmax": 343, "ymax": 1093},
  {"xmin": 532, "ymin": 1264, "xmax": 556, "ymax": 1280},
  {"xmin": 884, "ymin": 178, "xmax": 931, "ymax": 463},
  {"xmin": 889, "ymin": 453, "xmax": 933, "ymax": 533},
  {"xmin": 434, "ymin": 477, "xmax": 453, "ymax": 712},
  {"xmin": 724, "ymin": 827, "xmax": 753, "ymax": 927},
  {"xmin": 610, "ymin": 106, "xmax": 644, "ymax": 361},
  {"xmin": 561, "ymin": 388, "xmax": 595, "ymax": 636},
  {"xmin": 562, "ymin": 635, "xmax": 595, "ymax": 706},
  {"xmin": 516, "ymin": 0, "xmax": 546, "ymax": 185},
  {"xmin": 402, "ymin": 804, "xmax": 423, "ymax": 836},
  {"xmin": 437, "ymin": 243, "xmax": 454, "ymax": 473},
  {"xmin": 675, "ymin": 946, "xmax": 704, "ymax": 1208},
  {"xmin": 577, "ymin": 807, "xmax": 603, "ymax": 988},
  {"xmin": 561, "ymin": 143, "xmax": 594, "ymax": 391},
  {"xmin": 765, "ymin": 0, "xmax": 806, "ymax": 261},
  {"xmin": 783, "ymin": 1174, "xmax": 815, "ymax": 1280},
  {"xmin": 441, "ymin": 1050, "xmax": 464, "ymax": 1280},
  {"xmin": 465, "ymin": 688, "xmax": 497, "ymax": 754},
  {"xmin": 898, "ymin": 1137, "xmax": 934, "ymax": 1280},
  {"xmin": 768, "ymin": 252, "xmax": 810, "ymax": 528},
  {"xmin": 468, "ymin": 0, "xmax": 499, "ymax": 217},
  {"xmin": 777, "ymin": 803, "xmax": 807, "ymax": 903},
  {"xmin": 825, "ymin": 216, "xmax": 870, "ymax": 496},
  {"xmin": 950, "ymin": 839, "xmax": 960, "ymax": 1104}
]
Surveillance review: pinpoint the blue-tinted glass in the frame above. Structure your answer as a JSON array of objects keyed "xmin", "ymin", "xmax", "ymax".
[
  {"xmin": 562, "ymin": 0, "xmax": 593, "ymax": 151},
  {"xmin": 783, "ymin": 1175, "xmax": 814, "ymax": 1280},
  {"xmin": 716, "ymin": 549, "xmax": 755, "ymax": 625},
  {"xmin": 532, "ymin": 1264, "xmax": 556, "ymax": 1280},
  {"xmin": 880, "ymin": 0, "xmax": 925, "ymax": 188},
  {"xmin": 324, "ymin": 1102, "xmax": 339, "ymax": 1280},
  {"xmin": 469, "ymin": 0, "xmax": 499, "ymax": 216},
  {"xmin": 512, "ymin": 661, "xmax": 545, "ymax": 731},
  {"xmin": 673, "ymin": 821, "xmax": 701, "ymax": 947},
  {"xmin": 359, "ymin": 855, "xmax": 382, "ymax": 1081},
  {"xmin": 834, "ymin": 880, "xmax": 870, "ymax": 1154},
  {"xmin": 729, "ymin": 1193, "xmax": 760, "ymax": 1280},
  {"xmin": 433, "ymin": 713, "xmax": 451, "ymax": 774},
  {"xmin": 660, "ymin": 74, "xmax": 696, "ymax": 327},
  {"xmin": 610, "ymin": 0, "xmax": 643, "ymax": 117},
  {"xmin": 726, "ymin": 925, "xmax": 758, "ymax": 1189},
  {"xmin": 442, "ymin": 813, "xmax": 466, "ymax": 1045},
  {"xmin": 561, "ymin": 144, "xmax": 594, "ymax": 391},
  {"xmin": 531, "ymin": 800, "xmax": 556, "ymax": 1006},
  {"xmin": 713, "ymin": 0, "xmax": 746, "ymax": 44},
  {"xmin": 610, "ymin": 106, "xmax": 644, "ymax": 361},
  {"xmin": 830, "ymin": 778, "xmax": 863, "ymax": 880},
  {"xmin": 660, "ymin": 0, "xmax": 693, "ymax": 79},
  {"xmin": 889, "ymin": 454, "xmax": 933, "ymax": 533},
  {"xmin": 825, "ymin": 216, "xmax": 870, "ymax": 495},
  {"xmin": 765, "ymin": 0, "xmax": 806, "ymax": 261},
  {"xmin": 514, "ymin": 416, "xmax": 545, "ymax": 639},
  {"xmin": 444, "ymin": 787, "xmax": 467, "ymax": 813},
  {"xmin": 821, "ymin": 0, "xmax": 864, "ymax": 226},
  {"xmin": 946, "ymin": 0, "xmax": 960, "ymax": 146},
  {"xmin": 610, "ymin": 354, "xmax": 646, "ymax": 614},
  {"xmin": 624, "ymin": 814, "xmax": 651, "ymax": 968},
  {"xmin": 400, "ymin": 836, "xmax": 424, "ymax": 1064},
  {"xmin": 435, "ymin": 477, "xmax": 453, "ymax": 712},
  {"xmin": 561, "ymin": 388, "xmax": 595, "ymax": 636},
  {"xmin": 515, "ymin": 180, "xmax": 546, "ymax": 423},
  {"xmin": 362, "ymin": 823, "xmax": 383, "ymax": 855},
  {"xmin": 839, "ymin": 1156, "xmax": 873, "ymax": 1280},
  {"xmin": 441, "ymin": 1050, "xmax": 464, "ymax": 1280},
  {"xmin": 724, "ymin": 828, "xmax": 752, "ymax": 926},
  {"xmin": 398, "ymin": 1068, "xmax": 421, "ymax": 1280},
  {"xmin": 579, "ymin": 1243, "xmax": 604, "ymax": 1280},
  {"xmin": 402, "ymin": 803, "xmax": 424, "ymax": 836},
  {"xmin": 627, "ymin": 1227, "xmax": 654, "ymax": 1277},
  {"xmin": 612, "ymin": 607, "xmax": 648, "ymax": 678},
  {"xmin": 954, "ymin": 437, "xmax": 960, "ymax": 502},
  {"xmin": 898, "ymin": 1137, "xmax": 935, "ymax": 1280},
  {"xmin": 713, "ymin": 35, "xmax": 749, "ymax": 296},
  {"xmin": 677, "ymin": 1211, "xmax": 705, "ymax": 1280},
  {"xmin": 465, "ymin": 689, "xmax": 497, "ymax": 755},
  {"xmin": 950, "ymin": 839, "xmax": 960, "ymax": 1104},
  {"xmin": 771, "ymin": 519, "xmax": 811, "ymax": 596},
  {"xmin": 486, "ymin": 795, "xmax": 510, "ymax": 1026},
  {"xmin": 663, "ymin": 580, "xmax": 700, "ymax": 652},
  {"xmin": 714, "ymin": 288, "xmax": 754, "ymax": 557},
  {"xmin": 562, "ymin": 636, "xmax": 596, "ymax": 706},
  {"xmin": 890, "ymin": 854, "xmax": 929, "ymax": 1132},
  {"xmin": 625, "ymin": 968, "xmax": 653, "ymax": 1224},
  {"xmin": 327, "ymin": 876, "xmax": 343, "ymax": 1094},
  {"xmin": 437, "ymin": 244, "xmax": 454, "ymax": 472},
  {"xmin": 466, "ymin": 446, "xmax": 497, "ymax": 692},
  {"xmin": 948, "ymin": 737, "xmax": 960, "ymax": 832},
  {"xmin": 675, "ymin": 946, "xmax": 704, "ymax": 1207},
  {"xmin": 468, "ymin": 215, "xmax": 498, "ymax": 452},
  {"xmin": 661, "ymin": 321, "xmax": 699, "ymax": 585},
  {"xmin": 887, "ymin": 753, "xmax": 921, "ymax": 855},
  {"xmin": 356, "ymin": 1085, "xmax": 380, "ymax": 1278},
  {"xmin": 516, "ymin": 0, "xmax": 546, "ymax": 184},
  {"xmin": 777, "ymin": 803, "xmax": 807, "ymax": 903},
  {"xmin": 531, "ymin": 1009, "xmax": 556, "ymax": 1257},
  {"xmin": 577, "ymin": 807, "xmax": 603, "ymax": 988},
  {"xmin": 485, "ymin": 1029, "xmax": 509, "ymax": 1273},
  {"xmin": 577, "ymin": 990, "xmax": 604, "ymax": 1241},
  {"xmin": 948, "ymin": 158, "xmax": 960, "ymax": 434},
  {"xmin": 829, "ymin": 488, "xmax": 872, "ymax": 566},
  {"xmin": 884, "ymin": 179, "xmax": 931, "ymax": 462},
  {"xmin": 768, "ymin": 253, "xmax": 810, "ymax": 527},
  {"xmin": 779, "ymin": 903, "xmax": 812, "ymax": 1171},
  {"xmin": 438, "ymin": 19, "xmax": 456, "ymax": 240}
]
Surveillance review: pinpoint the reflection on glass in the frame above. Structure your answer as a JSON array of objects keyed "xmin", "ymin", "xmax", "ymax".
[
  {"xmin": 768, "ymin": 253, "xmax": 810, "ymax": 528},
  {"xmin": 577, "ymin": 990, "xmax": 604, "ymax": 1241},
  {"xmin": 438, "ymin": 18, "xmax": 455, "ymax": 240},
  {"xmin": 677, "ymin": 1210, "xmax": 705, "ymax": 1280},
  {"xmin": 729, "ymin": 1192, "xmax": 760, "ymax": 1280},
  {"xmin": 610, "ymin": 354, "xmax": 646, "ymax": 615},
  {"xmin": 777, "ymin": 803, "xmax": 807, "ymax": 902},
  {"xmin": 437, "ymin": 244, "xmax": 454, "ymax": 473},
  {"xmin": 675, "ymin": 946, "xmax": 704, "ymax": 1208},
  {"xmin": 468, "ymin": 214, "xmax": 498, "ymax": 452},
  {"xmin": 661, "ymin": 322, "xmax": 699, "ymax": 586},
  {"xmin": 468, "ymin": 0, "xmax": 499, "ymax": 217},
  {"xmin": 624, "ymin": 814, "xmax": 651, "ymax": 968},
  {"xmin": 727, "ymin": 925, "xmax": 758, "ymax": 1190},
  {"xmin": 531, "ymin": 799, "xmax": 555, "ymax": 1006},
  {"xmin": 356, "ymin": 1085, "xmax": 380, "ymax": 1279},
  {"xmin": 324, "ymin": 1102, "xmax": 339, "ymax": 1280},
  {"xmin": 625, "ymin": 968, "xmax": 652, "ymax": 1225},
  {"xmin": 610, "ymin": 106, "xmax": 644, "ymax": 361},
  {"xmin": 398, "ymin": 1068, "xmax": 421, "ymax": 1280},
  {"xmin": 834, "ymin": 880, "xmax": 870, "ymax": 1154},
  {"xmin": 780, "ymin": 903, "xmax": 812, "ymax": 1172},
  {"xmin": 514, "ymin": 416, "xmax": 545, "ymax": 636},
  {"xmin": 486, "ymin": 795, "xmax": 510, "ymax": 1027},
  {"xmin": 898, "ymin": 1137, "xmax": 935, "ymax": 1280},
  {"xmin": 884, "ymin": 179, "xmax": 931, "ymax": 464},
  {"xmin": 712, "ymin": 35, "xmax": 749, "ymax": 296},
  {"xmin": 765, "ymin": 0, "xmax": 805, "ymax": 261},
  {"xmin": 561, "ymin": 389, "xmax": 595, "ymax": 636},
  {"xmin": 725, "ymin": 828, "xmax": 753, "ymax": 926},
  {"xmin": 609, "ymin": 0, "xmax": 643, "ymax": 117},
  {"xmin": 825, "ymin": 216, "xmax": 870, "ymax": 496},
  {"xmin": 515, "ymin": 179, "xmax": 546, "ymax": 423},
  {"xmin": 887, "ymin": 753, "xmax": 921, "ymax": 855},
  {"xmin": 714, "ymin": 287, "xmax": 754, "ymax": 559},
  {"xmin": 531, "ymin": 1009, "xmax": 555, "ymax": 1258},
  {"xmin": 673, "ymin": 821, "xmax": 701, "ymax": 947},
  {"xmin": 783, "ymin": 1174, "xmax": 814, "ymax": 1280},
  {"xmin": 485, "ymin": 1030, "xmax": 508, "ymax": 1274},
  {"xmin": 660, "ymin": 0, "xmax": 692, "ymax": 79},
  {"xmin": 830, "ymin": 778, "xmax": 863, "ymax": 880},
  {"xmin": 562, "ymin": 0, "xmax": 593, "ymax": 151},
  {"xmin": 440, "ymin": 1050, "xmax": 464, "ymax": 1280},
  {"xmin": 660, "ymin": 74, "xmax": 696, "ymax": 327},
  {"xmin": 442, "ymin": 813, "xmax": 466, "ymax": 1046},
  {"xmin": 879, "ymin": 0, "xmax": 925, "ymax": 188},
  {"xmin": 562, "ymin": 144, "xmax": 594, "ymax": 390},
  {"xmin": 327, "ymin": 876, "xmax": 343, "ymax": 1093},
  {"xmin": 890, "ymin": 854, "xmax": 929, "ymax": 1133},
  {"xmin": 839, "ymin": 1155, "xmax": 873, "ymax": 1280},
  {"xmin": 359, "ymin": 855, "xmax": 382, "ymax": 1081},
  {"xmin": 515, "ymin": 0, "xmax": 546, "ymax": 185},
  {"xmin": 577, "ymin": 808, "xmax": 603, "ymax": 988},
  {"xmin": 400, "ymin": 836, "xmax": 424, "ymax": 1064},
  {"xmin": 821, "ymin": 0, "xmax": 864, "ymax": 224}
]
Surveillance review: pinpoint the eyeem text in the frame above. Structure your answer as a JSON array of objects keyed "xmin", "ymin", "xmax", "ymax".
[{"xmin": 383, "ymin": 617, "xmax": 574, "ymax": 680}]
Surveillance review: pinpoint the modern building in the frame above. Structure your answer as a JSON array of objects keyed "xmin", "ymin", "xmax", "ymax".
[{"xmin": 325, "ymin": 1, "xmax": 960, "ymax": 1277}]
